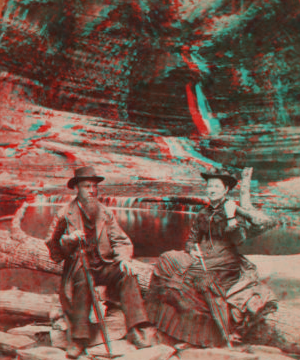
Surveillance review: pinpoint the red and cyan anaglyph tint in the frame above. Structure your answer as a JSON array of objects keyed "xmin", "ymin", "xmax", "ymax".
[{"xmin": 0, "ymin": 1, "xmax": 300, "ymax": 359}]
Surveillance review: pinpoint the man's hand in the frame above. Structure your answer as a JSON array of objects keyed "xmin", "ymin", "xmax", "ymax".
[
  {"xmin": 69, "ymin": 230, "xmax": 85, "ymax": 243},
  {"xmin": 119, "ymin": 260, "xmax": 137, "ymax": 276},
  {"xmin": 60, "ymin": 230, "xmax": 85, "ymax": 249}
]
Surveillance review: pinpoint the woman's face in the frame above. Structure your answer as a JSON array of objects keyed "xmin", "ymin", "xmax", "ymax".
[{"xmin": 206, "ymin": 178, "xmax": 229, "ymax": 203}]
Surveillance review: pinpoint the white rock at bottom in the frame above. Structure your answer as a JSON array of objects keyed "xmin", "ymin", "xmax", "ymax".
[
  {"xmin": 115, "ymin": 344, "xmax": 176, "ymax": 360},
  {"xmin": 17, "ymin": 346, "xmax": 90, "ymax": 360},
  {"xmin": 0, "ymin": 331, "xmax": 36, "ymax": 355},
  {"xmin": 179, "ymin": 347, "xmax": 259, "ymax": 360}
]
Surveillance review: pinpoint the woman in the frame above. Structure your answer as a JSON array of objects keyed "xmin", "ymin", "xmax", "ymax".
[{"xmin": 146, "ymin": 168, "xmax": 277, "ymax": 348}]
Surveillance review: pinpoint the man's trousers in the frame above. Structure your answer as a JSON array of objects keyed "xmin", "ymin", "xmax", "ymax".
[{"xmin": 67, "ymin": 262, "xmax": 149, "ymax": 341}]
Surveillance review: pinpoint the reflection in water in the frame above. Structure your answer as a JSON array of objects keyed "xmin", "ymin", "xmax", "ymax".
[
  {"xmin": 21, "ymin": 205, "xmax": 195, "ymax": 257},
  {"xmin": 114, "ymin": 208, "xmax": 194, "ymax": 257},
  {"xmin": 20, "ymin": 205, "xmax": 300, "ymax": 256},
  {"xmin": 21, "ymin": 205, "xmax": 62, "ymax": 240}
]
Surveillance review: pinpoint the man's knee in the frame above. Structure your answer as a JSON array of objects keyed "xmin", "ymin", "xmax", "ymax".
[
  {"xmin": 113, "ymin": 267, "xmax": 139, "ymax": 290},
  {"xmin": 73, "ymin": 268, "xmax": 87, "ymax": 287}
]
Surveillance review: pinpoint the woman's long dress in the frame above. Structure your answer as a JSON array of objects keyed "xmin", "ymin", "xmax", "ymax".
[{"xmin": 146, "ymin": 199, "xmax": 277, "ymax": 347}]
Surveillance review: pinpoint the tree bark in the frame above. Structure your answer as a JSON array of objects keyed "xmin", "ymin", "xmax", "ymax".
[
  {"xmin": 0, "ymin": 288, "xmax": 59, "ymax": 321},
  {"xmin": 238, "ymin": 167, "xmax": 279, "ymax": 230},
  {"xmin": 240, "ymin": 167, "xmax": 254, "ymax": 210},
  {"xmin": 0, "ymin": 229, "xmax": 62, "ymax": 275}
]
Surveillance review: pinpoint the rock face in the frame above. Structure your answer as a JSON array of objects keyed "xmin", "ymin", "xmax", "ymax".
[
  {"xmin": 0, "ymin": 2, "xmax": 299, "ymax": 230},
  {"xmin": 0, "ymin": 0, "xmax": 300, "ymax": 134},
  {"xmin": 0, "ymin": 0, "xmax": 198, "ymax": 135},
  {"xmin": 199, "ymin": 126, "xmax": 300, "ymax": 180}
]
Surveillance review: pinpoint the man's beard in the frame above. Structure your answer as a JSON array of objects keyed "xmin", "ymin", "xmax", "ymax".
[{"xmin": 80, "ymin": 197, "xmax": 98, "ymax": 222}]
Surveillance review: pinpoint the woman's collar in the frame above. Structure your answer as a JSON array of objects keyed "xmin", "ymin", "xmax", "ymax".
[{"xmin": 208, "ymin": 197, "xmax": 227, "ymax": 210}]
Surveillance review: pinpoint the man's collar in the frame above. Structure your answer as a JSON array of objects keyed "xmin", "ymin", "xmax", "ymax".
[{"xmin": 77, "ymin": 199, "xmax": 93, "ymax": 223}]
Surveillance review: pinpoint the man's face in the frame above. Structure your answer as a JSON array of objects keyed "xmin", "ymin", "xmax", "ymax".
[
  {"xmin": 206, "ymin": 178, "xmax": 228, "ymax": 203},
  {"xmin": 76, "ymin": 180, "xmax": 98, "ymax": 202}
]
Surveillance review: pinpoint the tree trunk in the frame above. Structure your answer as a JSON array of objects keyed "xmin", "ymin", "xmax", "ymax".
[
  {"xmin": 239, "ymin": 167, "xmax": 279, "ymax": 230},
  {"xmin": 0, "ymin": 289, "xmax": 59, "ymax": 321},
  {"xmin": 240, "ymin": 167, "xmax": 254, "ymax": 210},
  {"xmin": 0, "ymin": 230, "xmax": 62, "ymax": 275}
]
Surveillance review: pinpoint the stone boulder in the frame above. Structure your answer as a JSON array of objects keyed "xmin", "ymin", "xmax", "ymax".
[
  {"xmin": 17, "ymin": 346, "xmax": 90, "ymax": 360},
  {"xmin": 7, "ymin": 325, "xmax": 51, "ymax": 345},
  {"xmin": 0, "ymin": 331, "xmax": 36, "ymax": 355}
]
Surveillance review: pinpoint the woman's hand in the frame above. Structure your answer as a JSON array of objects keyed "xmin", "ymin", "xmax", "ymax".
[
  {"xmin": 224, "ymin": 199, "xmax": 238, "ymax": 226},
  {"xmin": 189, "ymin": 248, "xmax": 201, "ymax": 262},
  {"xmin": 224, "ymin": 199, "xmax": 237, "ymax": 218}
]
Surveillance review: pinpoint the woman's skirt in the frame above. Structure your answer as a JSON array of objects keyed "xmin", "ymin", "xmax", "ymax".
[{"xmin": 146, "ymin": 250, "xmax": 277, "ymax": 347}]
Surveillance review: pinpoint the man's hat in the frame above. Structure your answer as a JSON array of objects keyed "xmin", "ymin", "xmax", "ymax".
[
  {"xmin": 67, "ymin": 166, "xmax": 105, "ymax": 189},
  {"xmin": 201, "ymin": 168, "xmax": 238, "ymax": 190}
]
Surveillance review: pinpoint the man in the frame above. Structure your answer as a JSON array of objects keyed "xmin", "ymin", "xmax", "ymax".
[{"xmin": 46, "ymin": 166, "xmax": 157, "ymax": 359}]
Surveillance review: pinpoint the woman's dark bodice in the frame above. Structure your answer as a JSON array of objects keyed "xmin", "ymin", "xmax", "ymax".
[{"xmin": 185, "ymin": 201, "xmax": 247, "ymax": 267}]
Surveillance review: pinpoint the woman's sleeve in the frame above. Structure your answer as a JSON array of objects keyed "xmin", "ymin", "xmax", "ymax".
[
  {"xmin": 185, "ymin": 213, "xmax": 204, "ymax": 253},
  {"xmin": 224, "ymin": 215, "xmax": 247, "ymax": 245}
]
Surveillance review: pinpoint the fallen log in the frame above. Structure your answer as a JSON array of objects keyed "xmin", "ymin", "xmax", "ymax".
[
  {"xmin": 0, "ymin": 289, "xmax": 59, "ymax": 321},
  {"xmin": 0, "ymin": 229, "xmax": 62, "ymax": 275},
  {"xmin": 0, "ymin": 229, "xmax": 153, "ymax": 294},
  {"xmin": 239, "ymin": 167, "xmax": 279, "ymax": 231}
]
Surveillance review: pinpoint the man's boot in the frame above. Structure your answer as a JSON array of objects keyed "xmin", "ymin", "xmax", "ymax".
[
  {"xmin": 67, "ymin": 339, "xmax": 86, "ymax": 359},
  {"xmin": 127, "ymin": 323, "xmax": 159, "ymax": 349}
]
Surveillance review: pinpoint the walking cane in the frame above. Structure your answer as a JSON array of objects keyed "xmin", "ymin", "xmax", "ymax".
[
  {"xmin": 194, "ymin": 243, "xmax": 233, "ymax": 349},
  {"xmin": 78, "ymin": 235, "xmax": 118, "ymax": 359}
]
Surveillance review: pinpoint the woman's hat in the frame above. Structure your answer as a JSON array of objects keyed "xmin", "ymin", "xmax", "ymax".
[
  {"xmin": 201, "ymin": 168, "xmax": 238, "ymax": 190},
  {"xmin": 67, "ymin": 166, "xmax": 105, "ymax": 189}
]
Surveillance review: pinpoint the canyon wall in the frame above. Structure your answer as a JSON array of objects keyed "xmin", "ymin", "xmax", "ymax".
[{"xmin": 0, "ymin": 0, "xmax": 299, "ymax": 135}]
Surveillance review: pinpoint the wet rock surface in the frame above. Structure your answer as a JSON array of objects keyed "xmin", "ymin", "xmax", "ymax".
[{"xmin": 0, "ymin": 90, "xmax": 299, "ymax": 230}]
